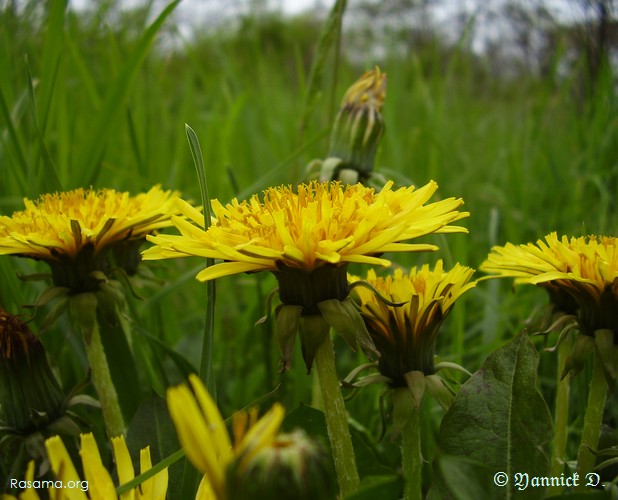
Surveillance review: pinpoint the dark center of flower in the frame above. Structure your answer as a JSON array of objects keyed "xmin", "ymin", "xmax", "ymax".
[{"xmin": 273, "ymin": 263, "xmax": 350, "ymax": 315}]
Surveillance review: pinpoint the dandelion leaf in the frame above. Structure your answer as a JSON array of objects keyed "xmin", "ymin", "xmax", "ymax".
[{"xmin": 429, "ymin": 333, "xmax": 552, "ymax": 500}]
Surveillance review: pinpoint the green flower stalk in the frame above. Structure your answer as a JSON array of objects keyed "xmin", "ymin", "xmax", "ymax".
[
  {"xmin": 480, "ymin": 232, "xmax": 618, "ymax": 488},
  {"xmin": 306, "ymin": 67, "xmax": 387, "ymax": 185},
  {"xmin": 0, "ymin": 186, "xmax": 182, "ymax": 439},
  {"xmin": 349, "ymin": 262, "xmax": 476, "ymax": 500}
]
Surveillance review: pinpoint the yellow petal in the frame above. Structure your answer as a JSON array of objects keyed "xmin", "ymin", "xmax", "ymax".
[
  {"xmin": 235, "ymin": 403, "xmax": 285, "ymax": 471},
  {"xmin": 188, "ymin": 375, "xmax": 233, "ymax": 464},
  {"xmin": 79, "ymin": 433, "xmax": 116, "ymax": 499},
  {"xmin": 112, "ymin": 436, "xmax": 135, "ymax": 500},
  {"xmin": 136, "ymin": 447, "xmax": 168, "ymax": 500},
  {"xmin": 17, "ymin": 461, "xmax": 41, "ymax": 500},
  {"xmin": 195, "ymin": 475, "xmax": 218, "ymax": 500},
  {"xmin": 167, "ymin": 383, "xmax": 227, "ymax": 496},
  {"xmin": 195, "ymin": 262, "xmax": 267, "ymax": 281},
  {"xmin": 45, "ymin": 436, "xmax": 88, "ymax": 500}
]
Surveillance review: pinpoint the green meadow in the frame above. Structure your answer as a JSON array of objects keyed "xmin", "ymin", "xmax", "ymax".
[{"xmin": 1, "ymin": 0, "xmax": 616, "ymax": 498}]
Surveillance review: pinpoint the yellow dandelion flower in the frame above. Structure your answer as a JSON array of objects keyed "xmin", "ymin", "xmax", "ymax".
[
  {"xmin": 43, "ymin": 433, "xmax": 168, "ymax": 500},
  {"xmin": 349, "ymin": 261, "xmax": 476, "ymax": 385},
  {"xmin": 144, "ymin": 180, "xmax": 467, "ymax": 281},
  {"xmin": 0, "ymin": 186, "xmax": 180, "ymax": 289},
  {"xmin": 480, "ymin": 232, "xmax": 618, "ymax": 335},
  {"xmin": 166, "ymin": 374, "xmax": 285, "ymax": 500}
]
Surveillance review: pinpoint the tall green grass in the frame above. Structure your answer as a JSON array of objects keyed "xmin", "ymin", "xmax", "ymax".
[{"xmin": 1, "ymin": 0, "xmax": 616, "ymax": 492}]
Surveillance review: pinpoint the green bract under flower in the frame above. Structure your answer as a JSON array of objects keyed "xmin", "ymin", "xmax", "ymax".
[
  {"xmin": 143, "ymin": 180, "xmax": 469, "ymax": 279},
  {"xmin": 0, "ymin": 307, "xmax": 105, "ymax": 483},
  {"xmin": 226, "ymin": 429, "xmax": 337, "ymax": 500}
]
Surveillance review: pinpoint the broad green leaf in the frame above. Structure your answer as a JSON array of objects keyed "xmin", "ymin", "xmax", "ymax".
[
  {"xmin": 430, "ymin": 333, "xmax": 552, "ymax": 500},
  {"xmin": 427, "ymin": 455, "xmax": 496, "ymax": 500}
]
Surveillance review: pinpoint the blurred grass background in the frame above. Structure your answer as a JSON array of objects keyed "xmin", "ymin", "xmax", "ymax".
[{"xmin": 0, "ymin": 0, "xmax": 616, "ymax": 487}]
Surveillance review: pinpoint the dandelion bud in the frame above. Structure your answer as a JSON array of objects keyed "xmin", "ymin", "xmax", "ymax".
[
  {"xmin": 349, "ymin": 262, "xmax": 476, "ymax": 386},
  {"xmin": 226, "ymin": 429, "xmax": 337, "ymax": 500},
  {"xmin": 326, "ymin": 67, "xmax": 387, "ymax": 183}
]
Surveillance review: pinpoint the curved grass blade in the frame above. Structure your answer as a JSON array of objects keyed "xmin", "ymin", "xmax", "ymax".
[
  {"xmin": 183, "ymin": 123, "xmax": 216, "ymax": 499},
  {"xmin": 185, "ymin": 123, "xmax": 215, "ymax": 395}
]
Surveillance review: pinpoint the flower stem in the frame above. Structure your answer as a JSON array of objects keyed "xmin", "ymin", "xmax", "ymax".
[
  {"xmin": 401, "ymin": 398, "xmax": 422, "ymax": 500},
  {"xmin": 576, "ymin": 348, "xmax": 607, "ymax": 488},
  {"xmin": 314, "ymin": 333, "xmax": 360, "ymax": 497},
  {"xmin": 73, "ymin": 294, "xmax": 125, "ymax": 438},
  {"xmin": 548, "ymin": 335, "xmax": 571, "ymax": 495},
  {"xmin": 84, "ymin": 318, "xmax": 126, "ymax": 438}
]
